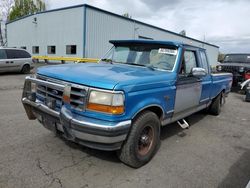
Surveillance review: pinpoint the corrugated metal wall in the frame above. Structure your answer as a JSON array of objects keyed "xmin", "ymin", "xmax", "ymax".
[
  {"xmin": 6, "ymin": 5, "xmax": 219, "ymax": 66},
  {"xmin": 7, "ymin": 7, "xmax": 84, "ymax": 57},
  {"xmin": 85, "ymin": 7, "xmax": 219, "ymax": 66}
]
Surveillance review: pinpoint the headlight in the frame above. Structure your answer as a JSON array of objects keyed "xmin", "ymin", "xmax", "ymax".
[
  {"xmin": 217, "ymin": 65, "xmax": 222, "ymax": 72},
  {"xmin": 239, "ymin": 67, "xmax": 244, "ymax": 72},
  {"xmin": 87, "ymin": 90, "xmax": 124, "ymax": 114}
]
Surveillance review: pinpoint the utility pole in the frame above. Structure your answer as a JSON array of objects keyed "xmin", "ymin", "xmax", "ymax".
[{"xmin": 0, "ymin": 20, "xmax": 4, "ymax": 46}]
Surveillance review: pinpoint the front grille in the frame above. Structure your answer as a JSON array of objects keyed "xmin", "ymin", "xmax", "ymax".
[
  {"xmin": 36, "ymin": 75, "xmax": 88, "ymax": 111},
  {"xmin": 36, "ymin": 84, "xmax": 64, "ymax": 111},
  {"xmin": 221, "ymin": 66, "xmax": 239, "ymax": 72},
  {"xmin": 70, "ymin": 86, "xmax": 88, "ymax": 110}
]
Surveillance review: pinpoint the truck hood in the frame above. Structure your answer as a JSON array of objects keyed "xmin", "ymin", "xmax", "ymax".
[{"xmin": 37, "ymin": 63, "xmax": 176, "ymax": 91}]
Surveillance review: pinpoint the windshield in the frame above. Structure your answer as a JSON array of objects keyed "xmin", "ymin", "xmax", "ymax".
[
  {"xmin": 223, "ymin": 54, "xmax": 250, "ymax": 63},
  {"xmin": 100, "ymin": 44, "xmax": 178, "ymax": 71}
]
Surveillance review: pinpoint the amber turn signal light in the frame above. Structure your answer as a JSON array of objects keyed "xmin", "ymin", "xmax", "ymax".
[{"xmin": 87, "ymin": 103, "xmax": 124, "ymax": 115}]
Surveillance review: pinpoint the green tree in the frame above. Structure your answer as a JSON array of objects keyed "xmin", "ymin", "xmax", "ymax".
[
  {"xmin": 218, "ymin": 52, "xmax": 225, "ymax": 62},
  {"xmin": 8, "ymin": 0, "xmax": 46, "ymax": 21},
  {"xmin": 122, "ymin": 13, "xmax": 132, "ymax": 18}
]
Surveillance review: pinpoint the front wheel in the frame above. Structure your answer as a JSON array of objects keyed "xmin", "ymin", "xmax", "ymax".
[{"xmin": 117, "ymin": 111, "xmax": 160, "ymax": 168}]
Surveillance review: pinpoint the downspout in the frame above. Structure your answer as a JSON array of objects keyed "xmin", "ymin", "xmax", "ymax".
[{"xmin": 83, "ymin": 6, "xmax": 87, "ymax": 57}]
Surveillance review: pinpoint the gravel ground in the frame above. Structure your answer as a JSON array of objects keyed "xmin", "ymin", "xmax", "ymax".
[{"xmin": 0, "ymin": 64, "xmax": 249, "ymax": 188}]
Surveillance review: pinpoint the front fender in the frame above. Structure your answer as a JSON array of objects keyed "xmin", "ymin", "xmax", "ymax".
[
  {"xmin": 125, "ymin": 86, "xmax": 176, "ymax": 120},
  {"xmin": 131, "ymin": 99, "xmax": 165, "ymax": 119}
]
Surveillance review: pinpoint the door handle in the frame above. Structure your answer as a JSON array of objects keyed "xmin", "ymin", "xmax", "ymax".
[
  {"xmin": 6, "ymin": 61, "xmax": 9, "ymax": 64},
  {"xmin": 10, "ymin": 61, "xmax": 14, "ymax": 63}
]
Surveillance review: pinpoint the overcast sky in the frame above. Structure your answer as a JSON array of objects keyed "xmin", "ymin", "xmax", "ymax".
[{"xmin": 46, "ymin": 0, "xmax": 250, "ymax": 53}]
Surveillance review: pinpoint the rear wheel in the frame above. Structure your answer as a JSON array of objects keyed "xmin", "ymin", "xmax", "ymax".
[
  {"xmin": 117, "ymin": 111, "xmax": 160, "ymax": 168},
  {"xmin": 209, "ymin": 92, "xmax": 225, "ymax": 115},
  {"xmin": 21, "ymin": 64, "xmax": 30, "ymax": 74}
]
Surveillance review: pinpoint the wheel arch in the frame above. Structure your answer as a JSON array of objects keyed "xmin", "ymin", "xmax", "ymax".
[
  {"xmin": 20, "ymin": 63, "xmax": 31, "ymax": 73},
  {"xmin": 132, "ymin": 104, "xmax": 164, "ymax": 121},
  {"xmin": 21, "ymin": 63, "xmax": 31, "ymax": 69}
]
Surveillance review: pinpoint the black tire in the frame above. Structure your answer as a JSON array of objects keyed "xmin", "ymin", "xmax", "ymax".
[
  {"xmin": 209, "ymin": 92, "xmax": 225, "ymax": 115},
  {"xmin": 117, "ymin": 111, "xmax": 160, "ymax": 168},
  {"xmin": 21, "ymin": 64, "xmax": 30, "ymax": 74}
]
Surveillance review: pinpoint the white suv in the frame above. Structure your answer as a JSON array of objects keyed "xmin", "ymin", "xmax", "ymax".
[{"xmin": 0, "ymin": 47, "xmax": 33, "ymax": 73}]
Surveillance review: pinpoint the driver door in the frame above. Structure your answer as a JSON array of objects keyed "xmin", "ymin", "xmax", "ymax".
[{"xmin": 174, "ymin": 50, "xmax": 202, "ymax": 114}]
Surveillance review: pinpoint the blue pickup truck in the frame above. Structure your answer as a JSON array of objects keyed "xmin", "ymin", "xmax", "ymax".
[{"xmin": 22, "ymin": 40, "xmax": 232, "ymax": 168}]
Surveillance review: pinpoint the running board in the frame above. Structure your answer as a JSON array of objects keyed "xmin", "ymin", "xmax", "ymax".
[{"xmin": 177, "ymin": 119, "xmax": 189, "ymax": 129}]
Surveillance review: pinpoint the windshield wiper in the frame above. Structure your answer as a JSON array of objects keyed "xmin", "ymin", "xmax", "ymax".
[{"xmin": 100, "ymin": 58, "xmax": 113, "ymax": 64}]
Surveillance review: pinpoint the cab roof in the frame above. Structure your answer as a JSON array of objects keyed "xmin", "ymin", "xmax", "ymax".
[{"xmin": 109, "ymin": 40, "xmax": 205, "ymax": 50}]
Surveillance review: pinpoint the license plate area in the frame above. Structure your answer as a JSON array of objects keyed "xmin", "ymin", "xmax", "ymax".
[
  {"xmin": 45, "ymin": 97, "xmax": 56, "ymax": 110},
  {"xmin": 43, "ymin": 118, "xmax": 57, "ymax": 132}
]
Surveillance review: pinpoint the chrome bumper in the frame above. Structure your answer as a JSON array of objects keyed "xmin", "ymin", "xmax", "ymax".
[
  {"xmin": 22, "ymin": 97, "xmax": 131, "ymax": 150},
  {"xmin": 21, "ymin": 76, "xmax": 131, "ymax": 150}
]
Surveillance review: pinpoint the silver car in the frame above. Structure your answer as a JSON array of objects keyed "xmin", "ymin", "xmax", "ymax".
[{"xmin": 0, "ymin": 47, "xmax": 33, "ymax": 73}]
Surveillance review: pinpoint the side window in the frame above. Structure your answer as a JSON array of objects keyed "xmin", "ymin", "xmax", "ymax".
[
  {"xmin": 5, "ymin": 49, "xmax": 31, "ymax": 59},
  {"xmin": 0, "ymin": 49, "xmax": 7, "ymax": 59},
  {"xmin": 6, "ymin": 49, "xmax": 16, "ymax": 59},
  {"xmin": 179, "ymin": 51, "xmax": 197, "ymax": 75},
  {"xmin": 19, "ymin": 50, "xmax": 31, "ymax": 58},
  {"xmin": 200, "ymin": 51, "xmax": 209, "ymax": 73},
  {"xmin": 182, "ymin": 51, "xmax": 197, "ymax": 74}
]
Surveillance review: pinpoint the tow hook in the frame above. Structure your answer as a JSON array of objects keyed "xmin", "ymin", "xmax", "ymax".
[{"xmin": 177, "ymin": 119, "xmax": 189, "ymax": 129}]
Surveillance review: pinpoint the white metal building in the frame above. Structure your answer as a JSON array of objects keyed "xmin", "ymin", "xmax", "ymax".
[{"xmin": 6, "ymin": 4, "xmax": 219, "ymax": 65}]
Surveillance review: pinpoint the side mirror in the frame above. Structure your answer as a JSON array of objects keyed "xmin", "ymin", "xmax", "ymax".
[{"xmin": 191, "ymin": 67, "xmax": 207, "ymax": 77}]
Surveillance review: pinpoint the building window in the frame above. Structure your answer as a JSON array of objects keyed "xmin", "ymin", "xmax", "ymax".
[
  {"xmin": 66, "ymin": 45, "xmax": 77, "ymax": 55},
  {"xmin": 32, "ymin": 46, "xmax": 39, "ymax": 54},
  {"xmin": 21, "ymin": 46, "xmax": 27, "ymax": 50},
  {"xmin": 48, "ymin": 46, "xmax": 56, "ymax": 54}
]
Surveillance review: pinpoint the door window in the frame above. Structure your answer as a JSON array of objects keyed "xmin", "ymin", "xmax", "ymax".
[
  {"xmin": 200, "ymin": 51, "xmax": 209, "ymax": 73},
  {"xmin": 179, "ymin": 50, "xmax": 197, "ymax": 75},
  {"xmin": 184, "ymin": 51, "xmax": 197, "ymax": 74},
  {"xmin": 0, "ymin": 49, "xmax": 7, "ymax": 59}
]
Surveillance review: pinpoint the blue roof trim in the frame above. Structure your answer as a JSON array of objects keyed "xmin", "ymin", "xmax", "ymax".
[
  {"xmin": 6, "ymin": 4, "xmax": 219, "ymax": 48},
  {"xmin": 109, "ymin": 39, "xmax": 182, "ymax": 47}
]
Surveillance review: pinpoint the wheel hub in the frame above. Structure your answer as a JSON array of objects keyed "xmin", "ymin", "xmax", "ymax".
[
  {"xmin": 140, "ymin": 134, "xmax": 150, "ymax": 145},
  {"xmin": 137, "ymin": 125, "xmax": 154, "ymax": 156}
]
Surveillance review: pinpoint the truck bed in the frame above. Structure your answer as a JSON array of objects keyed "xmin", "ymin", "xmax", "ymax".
[{"xmin": 211, "ymin": 72, "xmax": 233, "ymax": 98}]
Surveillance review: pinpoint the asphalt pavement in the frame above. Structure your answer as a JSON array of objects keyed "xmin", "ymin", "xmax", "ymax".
[{"xmin": 0, "ymin": 64, "xmax": 249, "ymax": 188}]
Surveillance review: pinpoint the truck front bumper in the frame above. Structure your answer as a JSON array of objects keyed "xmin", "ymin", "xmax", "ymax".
[{"xmin": 22, "ymin": 97, "xmax": 131, "ymax": 151}]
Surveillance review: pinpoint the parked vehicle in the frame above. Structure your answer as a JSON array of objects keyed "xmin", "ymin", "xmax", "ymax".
[
  {"xmin": 22, "ymin": 40, "xmax": 232, "ymax": 168},
  {"xmin": 240, "ymin": 79, "xmax": 250, "ymax": 101},
  {"xmin": 0, "ymin": 47, "xmax": 33, "ymax": 73},
  {"xmin": 217, "ymin": 53, "xmax": 250, "ymax": 87}
]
